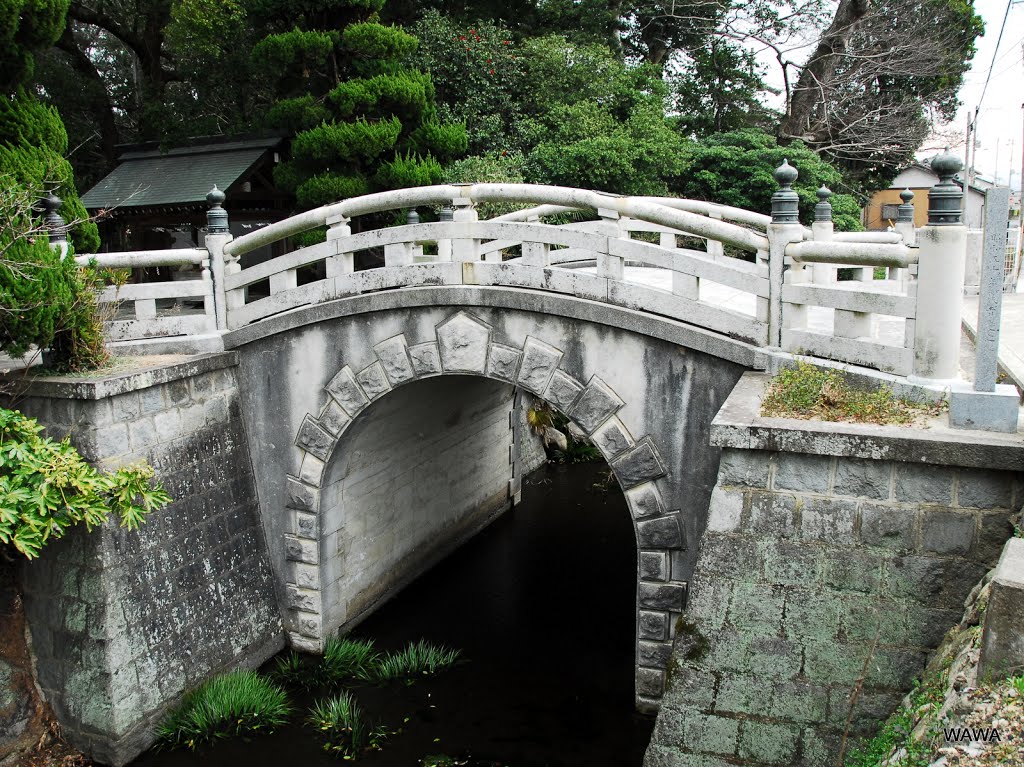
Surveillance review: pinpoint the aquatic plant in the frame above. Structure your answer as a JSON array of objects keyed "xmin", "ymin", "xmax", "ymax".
[
  {"xmin": 309, "ymin": 690, "xmax": 389, "ymax": 758},
  {"xmin": 271, "ymin": 650, "xmax": 321, "ymax": 690},
  {"xmin": 373, "ymin": 639, "xmax": 462, "ymax": 682},
  {"xmin": 322, "ymin": 636, "xmax": 381, "ymax": 683},
  {"xmin": 156, "ymin": 670, "xmax": 292, "ymax": 749}
]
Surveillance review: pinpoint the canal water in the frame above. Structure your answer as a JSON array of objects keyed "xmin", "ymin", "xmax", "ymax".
[{"xmin": 133, "ymin": 461, "xmax": 654, "ymax": 767}]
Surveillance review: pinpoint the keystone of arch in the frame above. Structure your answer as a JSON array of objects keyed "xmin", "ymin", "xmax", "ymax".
[{"xmin": 283, "ymin": 311, "xmax": 679, "ymax": 655}]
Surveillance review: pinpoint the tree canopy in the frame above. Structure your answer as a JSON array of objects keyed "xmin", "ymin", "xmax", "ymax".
[{"xmin": 27, "ymin": 0, "xmax": 985, "ymax": 220}]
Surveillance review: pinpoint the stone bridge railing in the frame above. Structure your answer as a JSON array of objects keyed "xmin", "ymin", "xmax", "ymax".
[{"xmin": 65, "ymin": 156, "xmax": 973, "ymax": 382}]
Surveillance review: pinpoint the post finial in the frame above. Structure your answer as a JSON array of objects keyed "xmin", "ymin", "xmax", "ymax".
[
  {"xmin": 897, "ymin": 188, "xmax": 915, "ymax": 223},
  {"xmin": 927, "ymin": 149, "xmax": 964, "ymax": 226},
  {"xmin": 406, "ymin": 209, "xmax": 420, "ymax": 225},
  {"xmin": 439, "ymin": 205, "xmax": 454, "ymax": 222},
  {"xmin": 771, "ymin": 159, "xmax": 800, "ymax": 224},
  {"xmin": 42, "ymin": 192, "xmax": 67, "ymax": 243},
  {"xmin": 814, "ymin": 185, "xmax": 833, "ymax": 223},
  {"xmin": 206, "ymin": 185, "xmax": 229, "ymax": 233}
]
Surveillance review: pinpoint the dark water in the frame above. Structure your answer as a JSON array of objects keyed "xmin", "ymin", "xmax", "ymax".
[{"xmin": 134, "ymin": 462, "xmax": 654, "ymax": 767}]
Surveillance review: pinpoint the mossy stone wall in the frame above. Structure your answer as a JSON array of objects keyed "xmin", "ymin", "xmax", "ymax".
[{"xmin": 645, "ymin": 447, "xmax": 1021, "ymax": 767}]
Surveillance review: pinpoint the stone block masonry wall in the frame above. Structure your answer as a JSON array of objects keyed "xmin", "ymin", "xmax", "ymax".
[
  {"xmin": 646, "ymin": 446, "xmax": 1022, "ymax": 767},
  {"xmin": 9, "ymin": 354, "xmax": 283, "ymax": 766}
]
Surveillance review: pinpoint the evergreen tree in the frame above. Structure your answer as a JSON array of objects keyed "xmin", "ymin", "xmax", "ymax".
[
  {"xmin": 0, "ymin": 0, "xmax": 103, "ymax": 367},
  {"xmin": 250, "ymin": 0, "xmax": 467, "ymax": 213}
]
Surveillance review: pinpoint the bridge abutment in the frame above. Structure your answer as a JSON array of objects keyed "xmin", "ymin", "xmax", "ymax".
[
  {"xmin": 646, "ymin": 373, "xmax": 1024, "ymax": 767},
  {"xmin": 5, "ymin": 354, "xmax": 283, "ymax": 765}
]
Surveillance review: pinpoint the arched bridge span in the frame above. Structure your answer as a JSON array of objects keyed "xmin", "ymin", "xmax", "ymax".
[{"xmin": 224, "ymin": 287, "xmax": 753, "ymax": 708}]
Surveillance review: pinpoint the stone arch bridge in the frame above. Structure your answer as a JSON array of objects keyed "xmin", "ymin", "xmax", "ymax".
[{"xmin": 13, "ymin": 170, "xmax": 1022, "ymax": 767}]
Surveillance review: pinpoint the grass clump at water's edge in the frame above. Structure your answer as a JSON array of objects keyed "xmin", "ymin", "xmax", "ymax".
[
  {"xmin": 760, "ymin": 361, "xmax": 944, "ymax": 425},
  {"xmin": 322, "ymin": 636, "xmax": 381, "ymax": 683},
  {"xmin": 373, "ymin": 639, "xmax": 462, "ymax": 682},
  {"xmin": 308, "ymin": 690, "xmax": 389, "ymax": 759},
  {"xmin": 156, "ymin": 670, "xmax": 292, "ymax": 750}
]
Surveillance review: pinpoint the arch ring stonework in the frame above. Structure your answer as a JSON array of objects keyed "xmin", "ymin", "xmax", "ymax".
[{"xmin": 283, "ymin": 310, "xmax": 684, "ymax": 707}]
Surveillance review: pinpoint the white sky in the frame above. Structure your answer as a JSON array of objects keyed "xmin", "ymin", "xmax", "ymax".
[{"xmin": 943, "ymin": 0, "xmax": 1024, "ymax": 189}]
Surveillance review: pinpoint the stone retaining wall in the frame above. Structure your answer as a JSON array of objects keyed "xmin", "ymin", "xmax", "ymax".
[
  {"xmin": 8, "ymin": 354, "xmax": 283, "ymax": 766},
  {"xmin": 645, "ymin": 373, "xmax": 1024, "ymax": 767}
]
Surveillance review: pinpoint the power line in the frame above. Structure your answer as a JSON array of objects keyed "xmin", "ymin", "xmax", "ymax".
[{"xmin": 977, "ymin": 0, "xmax": 1015, "ymax": 110}]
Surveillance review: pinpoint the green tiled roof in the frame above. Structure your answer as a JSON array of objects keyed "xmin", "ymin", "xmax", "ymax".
[{"xmin": 80, "ymin": 138, "xmax": 281, "ymax": 210}]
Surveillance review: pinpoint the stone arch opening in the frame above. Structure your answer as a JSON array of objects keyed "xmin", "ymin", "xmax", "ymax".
[{"xmin": 283, "ymin": 310, "xmax": 685, "ymax": 708}]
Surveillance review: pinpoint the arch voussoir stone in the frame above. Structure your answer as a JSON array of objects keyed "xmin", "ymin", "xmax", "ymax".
[
  {"xmin": 373, "ymin": 334, "xmax": 415, "ymax": 384},
  {"xmin": 543, "ymin": 370, "xmax": 583, "ymax": 411},
  {"xmin": 516, "ymin": 337, "xmax": 563, "ymax": 394},
  {"xmin": 408, "ymin": 341, "xmax": 442, "ymax": 375},
  {"xmin": 485, "ymin": 343, "xmax": 522, "ymax": 383},
  {"xmin": 355, "ymin": 361, "xmax": 391, "ymax": 401},
  {"xmin": 282, "ymin": 309, "xmax": 685, "ymax": 703},
  {"xmin": 436, "ymin": 311, "xmax": 491, "ymax": 372},
  {"xmin": 567, "ymin": 375, "xmax": 624, "ymax": 434}
]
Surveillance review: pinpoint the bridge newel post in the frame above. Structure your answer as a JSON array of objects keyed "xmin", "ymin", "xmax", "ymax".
[
  {"xmin": 810, "ymin": 186, "xmax": 836, "ymax": 285},
  {"xmin": 891, "ymin": 188, "xmax": 916, "ymax": 282},
  {"xmin": 325, "ymin": 213, "xmax": 353, "ymax": 277},
  {"xmin": 912, "ymin": 150, "xmax": 967, "ymax": 382},
  {"xmin": 42, "ymin": 193, "xmax": 69, "ymax": 259},
  {"xmin": 205, "ymin": 186, "xmax": 234, "ymax": 330},
  {"xmin": 767, "ymin": 160, "xmax": 804, "ymax": 348}
]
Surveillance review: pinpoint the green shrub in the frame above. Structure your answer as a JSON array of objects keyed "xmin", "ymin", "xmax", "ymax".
[
  {"xmin": 157, "ymin": 671, "xmax": 292, "ymax": 749},
  {"xmin": 308, "ymin": 690, "xmax": 388, "ymax": 758},
  {"xmin": 0, "ymin": 408, "xmax": 170, "ymax": 559}
]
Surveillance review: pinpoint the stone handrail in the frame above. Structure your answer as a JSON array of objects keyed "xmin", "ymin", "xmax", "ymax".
[
  {"xmin": 61, "ymin": 155, "xmax": 979, "ymax": 385},
  {"xmin": 76, "ymin": 248, "xmax": 217, "ymax": 343},
  {"xmin": 224, "ymin": 184, "xmax": 771, "ymax": 258}
]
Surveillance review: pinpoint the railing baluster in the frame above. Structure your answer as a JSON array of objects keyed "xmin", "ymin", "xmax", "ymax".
[
  {"xmin": 325, "ymin": 214, "xmax": 353, "ymax": 277},
  {"xmin": 452, "ymin": 195, "xmax": 480, "ymax": 263},
  {"xmin": 596, "ymin": 207, "xmax": 624, "ymax": 281},
  {"xmin": 522, "ymin": 214, "xmax": 549, "ymax": 267},
  {"xmin": 662, "ymin": 230, "xmax": 698, "ymax": 299},
  {"xmin": 136, "ymin": 299, "xmax": 156, "ymax": 320}
]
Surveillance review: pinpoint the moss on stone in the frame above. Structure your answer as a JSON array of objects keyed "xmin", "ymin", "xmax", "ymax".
[{"xmin": 675, "ymin": 617, "xmax": 711, "ymax": 663}]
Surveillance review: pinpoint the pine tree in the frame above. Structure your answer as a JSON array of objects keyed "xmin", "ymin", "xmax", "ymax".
[
  {"xmin": 251, "ymin": 0, "xmax": 467, "ymax": 214},
  {"xmin": 0, "ymin": 0, "xmax": 102, "ymax": 366}
]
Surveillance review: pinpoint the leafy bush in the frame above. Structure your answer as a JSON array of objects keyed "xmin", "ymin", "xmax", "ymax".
[
  {"xmin": 0, "ymin": 408, "xmax": 170, "ymax": 559},
  {"xmin": 157, "ymin": 671, "xmax": 292, "ymax": 749},
  {"xmin": 671, "ymin": 129, "xmax": 863, "ymax": 230}
]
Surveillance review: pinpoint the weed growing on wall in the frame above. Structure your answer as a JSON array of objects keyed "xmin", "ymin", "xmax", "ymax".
[
  {"xmin": 761, "ymin": 361, "xmax": 944, "ymax": 425},
  {"xmin": 156, "ymin": 671, "xmax": 292, "ymax": 749},
  {"xmin": 844, "ymin": 676, "xmax": 948, "ymax": 767}
]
